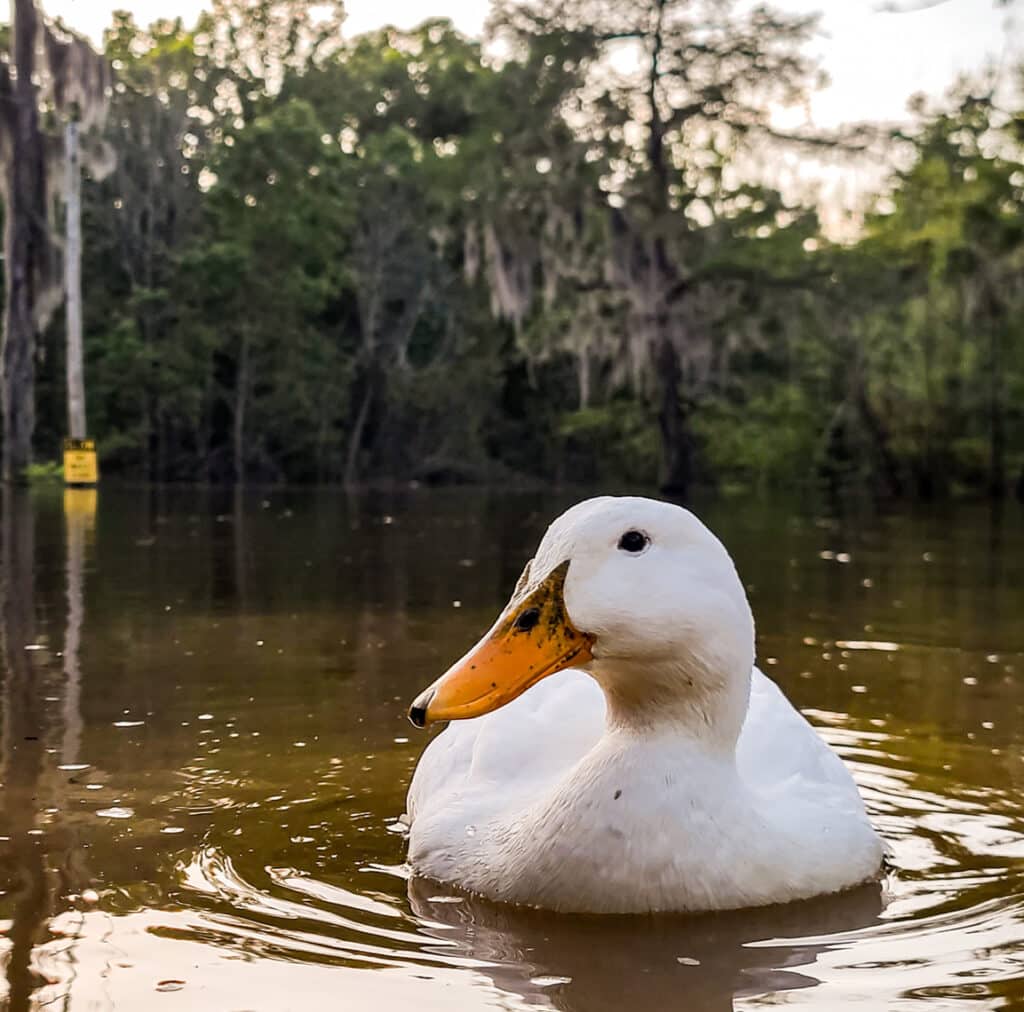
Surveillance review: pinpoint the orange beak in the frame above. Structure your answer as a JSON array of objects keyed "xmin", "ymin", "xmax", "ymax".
[{"xmin": 408, "ymin": 560, "xmax": 594, "ymax": 727}]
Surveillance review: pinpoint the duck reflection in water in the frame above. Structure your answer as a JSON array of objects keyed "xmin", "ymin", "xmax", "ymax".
[{"xmin": 408, "ymin": 875, "xmax": 884, "ymax": 1012}]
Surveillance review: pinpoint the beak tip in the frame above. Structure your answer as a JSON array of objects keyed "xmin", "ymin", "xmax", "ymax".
[{"xmin": 408, "ymin": 689, "xmax": 434, "ymax": 729}]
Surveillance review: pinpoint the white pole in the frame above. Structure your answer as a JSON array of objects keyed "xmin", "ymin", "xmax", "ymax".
[{"xmin": 65, "ymin": 118, "xmax": 86, "ymax": 440}]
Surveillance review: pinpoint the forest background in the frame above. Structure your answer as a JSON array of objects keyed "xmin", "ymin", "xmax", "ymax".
[{"xmin": 2, "ymin": 0, "xmax": 1023, "ymax": 499}]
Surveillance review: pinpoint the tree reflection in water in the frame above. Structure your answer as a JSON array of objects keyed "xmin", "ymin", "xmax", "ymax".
[
  {"xmin": 1, "ymin": 488, "xmax": 48, "ymax": 1008},
  {"xmin": 1, "ymin": 488, "xmax": 94, "ymax": 1010}
]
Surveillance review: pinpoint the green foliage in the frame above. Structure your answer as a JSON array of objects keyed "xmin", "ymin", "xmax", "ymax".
[
  {"xmin": 694, "ymin": 386, "xmax": 822, "ymax": 491},
  {"xmin": 558, "ymin": 403, "xmax": 660, "ymax": 485},
  {"xmin": 23, "ymin": 460, "xmax": 63, "ymax": 482}
]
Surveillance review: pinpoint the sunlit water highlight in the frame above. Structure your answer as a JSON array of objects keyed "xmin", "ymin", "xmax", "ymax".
[{"xmin": 1, "ymin": 487, "xmax": 1022, "ymax": 1009}]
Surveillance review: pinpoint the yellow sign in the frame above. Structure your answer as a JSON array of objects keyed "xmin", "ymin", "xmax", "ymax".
[{"xmin": 63, "ymin": 438, "xmax": 99, "ymax": 485}]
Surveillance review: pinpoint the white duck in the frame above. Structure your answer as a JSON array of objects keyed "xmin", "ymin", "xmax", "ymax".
[{"xmin": 405, "ymin": 496, "xmax": 884, "ymax": 914}]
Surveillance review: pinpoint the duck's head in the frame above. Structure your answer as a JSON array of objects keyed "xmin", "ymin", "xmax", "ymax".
[{"xmin": 409, "ymin": 496, "xmax": 755, "ymax": 740}]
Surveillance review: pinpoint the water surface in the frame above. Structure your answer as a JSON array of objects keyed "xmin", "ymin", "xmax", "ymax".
[{"xmin": 1, "ymin": 486, "xmax": 1022, "ymax": 1010}]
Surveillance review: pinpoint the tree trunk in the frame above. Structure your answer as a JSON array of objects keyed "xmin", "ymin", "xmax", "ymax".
[
  {"xmin": 645, "ymin": 0, "xmax": 693, "ymax": 498},
  {"xmin": 577, "ymin": 349, "xmax": 592, "ymax": 409},
  {"xmin": 1, "ymin": 0, "xmax": 46, "ymax": 482},
  {"xmin": 854, "ymin": 373, "xmax": 902, "ymax": 498},
  {"xmin": 65, "ymin": 119, "xmax": 87, "ymax": 440},
  {"xmin": 344, "ymin": 374, "xmax": 374, "ymax": 488},
  {"xmin": 232, "ymin": 329, "xmax": 250, "ymax": 484},
  {"xmin": 988, "ymin": 323, "xmax": 1006, "ymax": 499},
  {"xmin": 656, "ymin": 334, "xmax": 693, "ymax": 496}
]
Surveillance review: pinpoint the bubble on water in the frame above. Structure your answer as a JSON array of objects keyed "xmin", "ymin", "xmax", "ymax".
[
  {"xmin": 24, "ymin": 644, "xmax": 46, "ymax": 652},
  {"xmin": 530, "ymin": 975, "xmax": 571, "ymax": 986},
  {"xmin": 963, "ymin": 676, "xmax": 978, "ymax": 686},
  {"xmin": 427, "ymin": 895, "xmax": 465, "ymax": 904},
  {"xmin": 393, "ymin": 737, "xmax": 409, "ymax": 744},
  {"xmin": 160, "ymin": 826, "xmax": 185, "ymax": 835},
  {"xmin": 58, "ymin": 763, "xmax": 90, "ymax": 772},
  {"xmin": 96, "ymin": 807, "xmax": 134, "ymax": 819},
  {"xmin": 198, "ymin": 714, "xmax": 213, "ymax": 720},
  {"xmin": 676, "ymin": 957, "xmax": 701, "ymax": 966},
  {"xmin": 113, "ymin": 720, "xmax": 145, "ymax": 728},
  {"xmin": 851, "ymin": 685, "xmax": 868, "ymax": 694}
]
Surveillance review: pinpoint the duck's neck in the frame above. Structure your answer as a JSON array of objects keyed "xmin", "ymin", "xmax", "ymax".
[{"xmin": 594, "ymin": 656, "xmax": 752, "ymax": 753}]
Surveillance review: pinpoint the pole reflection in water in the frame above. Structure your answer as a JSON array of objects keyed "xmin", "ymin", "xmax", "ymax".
[{"xmin": 61, "ymin": 489, "xmax": 95, "ymax": 766}]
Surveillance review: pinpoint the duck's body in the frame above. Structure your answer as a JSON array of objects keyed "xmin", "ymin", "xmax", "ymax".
[{"xmin": 405, "ymin": 497, "xmax": 885, "ymax": 913}]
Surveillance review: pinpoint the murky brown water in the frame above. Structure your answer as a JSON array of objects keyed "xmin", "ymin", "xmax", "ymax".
[{"xmin": 1, "ymin": 485, "xmax": 1023, "ymax": 1010}]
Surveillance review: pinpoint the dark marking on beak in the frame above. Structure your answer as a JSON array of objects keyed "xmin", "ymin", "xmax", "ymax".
[{"xmin": 408, "ymin": 688, "xmax": 435, "ymax": 728}]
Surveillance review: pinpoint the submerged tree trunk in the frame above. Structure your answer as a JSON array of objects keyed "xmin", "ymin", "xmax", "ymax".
[
  {"xmin": 1, "ymin": 0, "xmax": 46, "ymax": 482},
  {"xmin": 65, "ymin": 119, "xmax": 87, "ymax": 440}
]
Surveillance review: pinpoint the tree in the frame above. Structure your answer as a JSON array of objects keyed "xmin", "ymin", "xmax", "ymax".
[
  {"xmin": 854, "ymin": 88, "xmax": 1024, "ymax": 497},
  {"xmin": 0, "ymin": 1, "xmax": 111, "ymax": 479},
  {"xmin": 1, "ymin": 0, "xmax": 48, "ymax": 481},
  {"xmin": 486, "ymin": 0, "xmax": 827, "ymax": 494}
]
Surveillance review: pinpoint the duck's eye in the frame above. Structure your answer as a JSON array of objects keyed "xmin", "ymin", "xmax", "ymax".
[
  {"xmin": 617, "ymin": 530, "xmax": 650, "ymax": 554},
  {"xmin": 514, "ymin": 607, "xmax": 541, "ymax": 632}
]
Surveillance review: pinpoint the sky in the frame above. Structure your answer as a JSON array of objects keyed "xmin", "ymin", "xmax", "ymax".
[{"xmin": 45, "ymin": 0, "xmax": 1020, "ymax": 130}]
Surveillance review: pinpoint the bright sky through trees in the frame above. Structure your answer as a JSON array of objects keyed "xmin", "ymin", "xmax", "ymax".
[{"xmin": 48, "ymin": 0, "xmax": 1019, "ymax": 128}]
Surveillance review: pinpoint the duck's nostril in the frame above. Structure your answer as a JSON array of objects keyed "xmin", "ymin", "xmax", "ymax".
[{"xmin": 514, "ymin": 607, "xmax": 541, "ymax": 633}]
